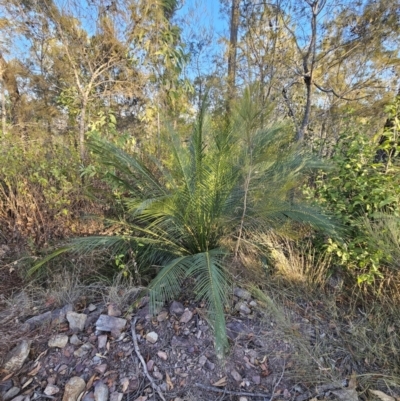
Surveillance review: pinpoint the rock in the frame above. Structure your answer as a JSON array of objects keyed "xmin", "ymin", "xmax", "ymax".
[
  {"xmin": 48, "ymin": 334, "xmax": 69, "ymax": 348},
  {"xmin": 110, "ymin": 393, "xmax": 123, "ymax": 401},
  {"xmin": 107, "ymin": 303, "xmax": 122, "ymax": 317},
  {"xmin": 249, "ymin": 300, "xmax": 257, "ymax": 307},
  {"xmin": 66, "ymin": 312, "xmax": 87, "ymax": 331},
  {"xmin": 226, "ymin": 321, "xmax": 249, "ymax": 340},
  {"xmin": 94, "ymin": 381, "xmax": 109, "ymax": 401},
  {"xmin": 153, "ymin": 371, "xmax": 163, "ymax": 380},
  {"xmin": 170, "ymin": 336, "xmax": 190, "ymax": 347},
  {"xmin": 82, "ymin": 392, "xmax": 95, "ymax": 401},
  {"xmin": 252, "ymin": 375, "xmax": 261, "ymax": 385},
  {"xmin": 179, "ymin": 309, "xmax": 193, "ymax": 323},
  {"xmin": 4, "ymin": 387, "xmax": 20, "ymax": 401},
  {"xmin": 58, "ymin": 364, "xmax": 69, "ymax": 374},
  {"xmin": 98, "ymin": 335, "xmax": 107, "ymax": 349},
  {"xmin": 205, "ymin": 360, "xmax": 215, "ymax": 371},
  {"xmin": 10, "ymin": 396, "xmax": 25, "ymax": 401},
  {"xmin": 199, "ymin": 355, "xmax": 207, "ymax": 366},
  {"xmin": 234, "ymin": 287, "xmax": 251, "ymax": 300},
  {"xmin": 146, "ymin": 360, "xmax": 154, "ymax": 372},
  {"xmin": 22, "ymin": 312, "xmax": 51, "ymax": 331},
  {"xmin": 169, "ymin": 301, "xmax": 184, "ymax": 315},
  {"xmin": 51, "ymin": 304, "xmax": 73, "ymax": 326},
  {"xmin": 95, "ymin": 315, "xmax": 126, "ymax": 334},
  {"xmin": 44, "ymin": 384, "xmax": 60, "ymax": 396},
  {"xmin": 73, "ymin": 343, "xmax": 93, "ymax": 358},
  {"xmin": 146, "ymin": 332, "xmax": 158, "ymax": 344},
  {"xmin": 231, "ymin": 370, "xmax": 242, "ymax": 382},
  {"xmin": 239, "ymin": 398, "xmax": 248, "ymax": 401},
  {"xmin": 235, "ymin": 302, "xmax": 251, "ymax": 315},
  {"xmin": 0, "ymin": 380, "xmax": 13, "ymax": 395},
  {"xmin": 70, "ymin": 334, "xmax": 82, "ymax": 346},
  {"xmin": 157, "ymin": 311, "xmax": 168, "ymax": 322},
  {"xmin": 157, "ymin": 351, "xmax": 167, "ymax": 361},
  {"xmin": 3, "ymin": 341, "xmax": 31, "ymax": 372},
  {"xmin": 62, "ymin": 377, "xmax": 86, "ymax": 401},
  {"xmin": 94, "ymin": 364, "xmax": 108, "ymax": 374},
  {"xmin": 88, "ymin": 304, "xmax": 97, "ymax": 312}
]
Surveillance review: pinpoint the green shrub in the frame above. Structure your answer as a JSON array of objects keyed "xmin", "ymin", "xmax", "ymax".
[{"xmin": 306, "ymin": 103, "xmax": 400, "ymax": 283}]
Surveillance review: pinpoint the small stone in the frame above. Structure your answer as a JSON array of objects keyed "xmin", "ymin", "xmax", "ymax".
[
  {"xmin": 199, "ymin": 355, "xmax": 207, "ymax": 366},
  {"xmin": 234, "ymin": 287, "xmax": 251, "ymax": 300},
  {"xmin": 94, "ymin": 364, "xmax": 108, "ymax": 374},
  {"xmin": 22, "ymin": 312, "xmax": 51, "ymax": 331},
  {"xmin": 95, "ymin": 315, "xmax": 126, "ymax": 333},
  {"xmin": 82, "ymin": 392, "xmax": 95, "ymax": 401},
  {"xmin": 235, "ymin": 302, "xmax": 251, "ymax": 315},
  {"xmin": 110, "ymin": 393, "xmax": 123, "ymax": 401},
  {"xmin": 231, "ymin": 370, "xmax": 242, "ymax": 382},
  {"xmin": 157, "ymin": 311, "xmax": 168, "ymax": 322},
  {"xmin": 73, "ymin": 343, "xmax": 93, "ymax": 358},
  {"xmin": 58, "ymin": 364, "xmax": 68, "ymax": 374},
  {"xmin": 62, "ymin": 377, "xmax": 86, "ymax": 401},
  {"xmin": 146, "ymin": 360, "xmax": 154, "ymax": 372},
  {"xmin": 179, "ymin": 309, "xmax": 193, "ymax": 323},
  {"xmin": 157, "ymin": 351, "xmax": 167, "ymax": 361},
  {"xmin": 226, "ymin": 321, "xmax": 248, "ymax": 340},
  {"xmin": 98, "ymin": 335, "xmax": 107, "ymax": 349},
  {"xmin": 205, "ymin": 360, "xmax": 215, "ymax": 370},
  {"xmin": 4, "ymin": 387, "xmax": 20, "ymax": 401},
  {"xmin": 94, "ymin": 381, "xmax": 109, "ymax": 401},
  {"xmin": 153, "ymin": 372, "xmax": 163, "ymax": 380},
  {"xmin": 239, "ymin": 398, "xmax": 248, "ymax": 401},
  {"xmin": 3, "ymin": 341, "xmax": 31, "ymax": 372},
  {"xmin": 107, "ymin": 303, "xmax": 122, "ymax": 317},
  {"xmin": 10, "ymin": 396, "xmax": 24, "ymax": 401},
  {"xmin": 51, "ymin": 304, "xmax": 73, "ymax": 327},
  {"xmin": 66, "ymin": 312, "xmax": 87, "ymax": 331},
  {"xmin": 252, "ymin": 375, "xmax": 261, "ymax": 385},
  {"xmin": 70, "ymin": 334, "xmax": 82, "ymax": 346},
  {"xmin": 169, "ymin": 301, "xmax": 184, "ymax": 315},
  {"xmin": 249, "ymin": 300, "xmax": 257, "ymax": 307},
  {"xmin": 88, "ymin": 304, "xmax": 97, "ymax": 312},
  {"xmin": 48, "ymin": 334, "xmax": 69, "ymax": 348},
  {"xmin": 44, "ymin": 384, "xmax": 60, "ymax": 396},
  {"xmin": 146, "ymin": 332, "xmax": 158, "ymax": 344}
]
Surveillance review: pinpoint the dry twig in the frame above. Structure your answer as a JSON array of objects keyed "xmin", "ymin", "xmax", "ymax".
[{"xmin": 131, "ymin": 317, "xmax": 166, "ymax": 401}]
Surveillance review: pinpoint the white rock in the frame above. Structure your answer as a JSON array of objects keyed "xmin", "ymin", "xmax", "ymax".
[
  {"xmin": 179, "ymin": 309, "xmax": 193, "ymax": 323},
  {"xmin": 66, "ymin": 312, "xmax": 87, "ymax": 331},
  {"xmin": 110, "ymin": 393, "xmax": 123, "ymax": 401},
  {"xmin": 146, "ymin": 332, "xmax": 158, "ymax": 344},
  {"xmin": 88, "ymin": 304, "xmax": 97, "ymax": 312},
  {"xmin": 95, "ymin": 315, "xmax": 126, "ymax": 333},
  {"xmin": 48, "ymin": 335, "xmax": 69, "ymax": 349},
  {"xmin": 3, "ymin": 341, "xmax": 31, "ymax": 372},
  {"xmin": 73, "ymin": 343, "xmax": 93, "ymax": 358},
  {"xmin": 234, "ymin": 287, "xmax": 251, "ymax": 300},
  {"xmin": 62, "ymin": 377, "xmax": 86, "ymax": 401},
  {"xmin": 98, "ymin": 335, "xmax": 107, "ymax": 349},
  {"xmin": 157, "ymin": 351, "xmax": 167, "ymax": 360},
  {"xmin": 44, "ymin": 384, "xmax": 60, "ymax": 396}
]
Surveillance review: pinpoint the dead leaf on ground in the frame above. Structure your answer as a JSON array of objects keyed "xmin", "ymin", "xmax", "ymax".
[
  {"xmin": 212, "ymin": 377, "xmax": 227, "ymax": 387},
  {"xmin": 332, "ymin": 388, "xmax": 359, "ymax": 401},
  {"xmin": 348, "ymin": 371, "xmax": 357, "ymax": 389},
  {"xmin": 370, "ymin": 390, "xmax": 396, "ymax": 401},
  {"xmin": 21, "ymin": 378, "xmax": 33, "ymax": 389},
  {"xmin": 1, "ymin": 373, "xmax": 14, "ymax": 382},
  {"xmin": 120, "ymin": 377, "xmax": 129, "ymax": 393},
  {"xmin": 28, "ymin": 362, "xmax": 41, "ymax": 376},
  {"xmin": 86, "ymin": 374, "xmax": 97, "ymax": 390},
  {"xmin": 134, "ymin": 396, "xmax": 147, "ymax": 401},
  {"xmin": 166, "ymin": 372, "xmax": 174, "ymax": 390}
]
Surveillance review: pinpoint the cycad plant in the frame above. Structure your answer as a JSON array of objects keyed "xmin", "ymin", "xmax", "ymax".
[{"xmin": 31, "ymin": 90, "xmax": 336, "ymax": 355}]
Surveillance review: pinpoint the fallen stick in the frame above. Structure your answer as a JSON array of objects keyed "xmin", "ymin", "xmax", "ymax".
[
  {"xmin": 195, "ymin": 383, "xmax": 271, "ymax": 399},
  {"xmin": 131, "ymin": 317, "xmax": 166, "ymax": 401}
]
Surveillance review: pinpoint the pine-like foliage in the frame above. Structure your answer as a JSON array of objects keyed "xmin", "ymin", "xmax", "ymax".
[{"xmin": 31, "ymin": 91, "xmax": 337, "ymax": 355}]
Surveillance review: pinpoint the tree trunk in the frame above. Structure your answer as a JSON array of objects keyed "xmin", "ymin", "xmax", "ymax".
[
  {"xmin": 79, "ymin": 100, "xmax": 87, "ymax": 163},
  {"xmin": 1, "ymin": 78, "xmax": 5, "ymax": 136},
  {"xmin": 227, "ymin": 0, "xmax": 240, "ymax": 112}
]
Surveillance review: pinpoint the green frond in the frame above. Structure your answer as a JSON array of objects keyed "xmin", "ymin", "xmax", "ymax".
[
  {"xmin": 28, "ymin": 246, "xmax": 71, "ymax": 276},
  {"xmin": 148, "ymin": 255, "xmax": 190, "ymax": 312},
  {"xmin": 185, "ymin": 249, "xmax": 229, "ymax": 356}
]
